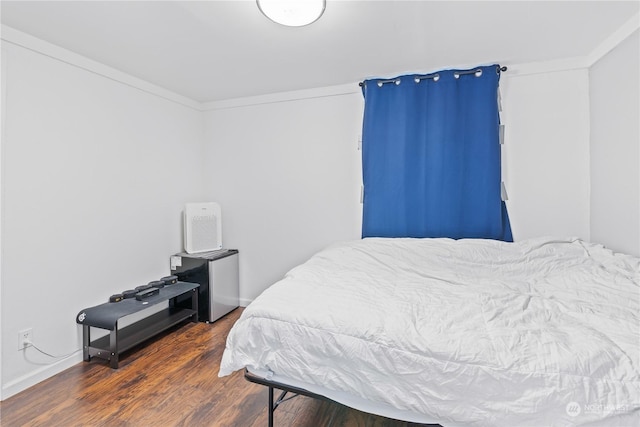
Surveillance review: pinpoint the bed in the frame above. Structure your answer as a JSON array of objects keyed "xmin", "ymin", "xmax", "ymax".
[{"xmin": 219, "ymin": 237, "xmax": 640, "ymax": 426}]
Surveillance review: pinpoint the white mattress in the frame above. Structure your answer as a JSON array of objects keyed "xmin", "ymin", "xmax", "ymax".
[{"xmin": 219, "ymin": 237, "xmax": 640, "ymax": 426}]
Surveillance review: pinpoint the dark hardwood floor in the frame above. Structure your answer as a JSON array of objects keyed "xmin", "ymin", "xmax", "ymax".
[{"xmin": 0, "ymin": 308, "xmax": 432, "ymax": 427}]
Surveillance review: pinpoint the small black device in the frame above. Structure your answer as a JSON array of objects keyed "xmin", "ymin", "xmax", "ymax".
[
  {"xmin": 109, "ymin": 294, "xmax": 123, "ymax": 303},
  {"xmin": 161, "ymin": 275, "xmax": 178, "ymax": 285},
  {"xmin": 122, "ymin": 290, "xmax": 137, "ymax": 299},
  {"xmin": 135, "ymin": 288, "xmax": 159, "ymax": 300},
  {"xmin": 148, "ymin": 280, "xmax": 164, "ymax": 289}
]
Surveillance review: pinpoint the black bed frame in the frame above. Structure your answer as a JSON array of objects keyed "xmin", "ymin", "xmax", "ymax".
[
  {"xmin": 245, "ymin": 369, "xmax": 332, "ymax": 427},
  {"xmin": 244, "ymin": 369, "xmax": 443, "ymax": 427}
]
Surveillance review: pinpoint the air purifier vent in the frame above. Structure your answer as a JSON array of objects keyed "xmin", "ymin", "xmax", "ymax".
[{"xmin": 184, "ymin": 202, "xmax": 222, "ymax": 253}]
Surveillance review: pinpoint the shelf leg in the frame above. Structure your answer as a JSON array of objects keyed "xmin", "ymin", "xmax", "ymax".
[
  {"xmin": 109, "ymin": 326, "xmax": 119, "ymax": 369},
  {"xmin": 191, "ymin": 288, "xmax": 199, "ymax": 322},
  {"xmin": 82, "ymin": 325, "xmax": 90, "ymax": 362}
]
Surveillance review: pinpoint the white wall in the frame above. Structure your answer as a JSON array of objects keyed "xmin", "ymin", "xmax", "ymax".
[
  {"xmin": 589, "ymin": 30, "xmax": 639, "ymax": 256},
  {"xmin": 202, "ymin": 69, "xmax": 593, "ymax": 303},
  {"xmin": 203, "ymin": 91, "xmax": 364, "ymax": 303},
  {"xmin": 2, "ymin": 20, "xmax": 636, "ymax": 402},
  {"xmin": 0, "ymin": 41, "xmax": 206, "ymax": 398},
  {"xmin": 0, "ymin": 43, "xmax": 7, "ymax": 401},
  {"xmin": 500, "ymin": 68, "xmax": 591, "ymax": 241}
]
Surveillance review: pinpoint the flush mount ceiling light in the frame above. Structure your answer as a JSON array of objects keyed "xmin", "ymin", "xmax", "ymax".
[{"xmin": 257, "ymin": 0, "xmax": 326, "ymax": 27}]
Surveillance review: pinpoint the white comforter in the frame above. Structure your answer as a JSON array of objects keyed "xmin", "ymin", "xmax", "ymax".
[{"xmin": 219, "ymin": 237, "xmax": 640, "ymax": 426}]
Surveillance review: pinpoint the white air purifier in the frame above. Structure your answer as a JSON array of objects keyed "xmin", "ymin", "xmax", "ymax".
[{"xmin": 184, "ymin": 202, "xmax": 222, "ymax": 254}]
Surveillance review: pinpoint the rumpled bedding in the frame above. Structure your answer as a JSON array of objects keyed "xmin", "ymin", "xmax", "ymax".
[{"xmin": 219, "ymin": 237, "xmax": 639, "ymax": 426}]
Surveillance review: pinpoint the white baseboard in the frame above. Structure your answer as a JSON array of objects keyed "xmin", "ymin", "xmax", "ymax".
[
  {"xmin": 1, "ymin": 353, "xmax": 83, "ymax": 401},
  {"xmin": 2, "ymin": 299, "xmax": 252, "ymax": 401},
  {"xmin": 238, "ymin": 298, "xmax": 254, "ymax": 308}
]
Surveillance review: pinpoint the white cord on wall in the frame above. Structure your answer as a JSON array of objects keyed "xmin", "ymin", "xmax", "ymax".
[{"xmin": 24, "ymin": 339, "xmax": 81, "ymax": 360}]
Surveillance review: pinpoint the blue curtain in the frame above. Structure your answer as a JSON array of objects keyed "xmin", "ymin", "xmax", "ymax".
[{"xmin": 361, "ymin": 65, "xmax": 512, "ymax": 241}]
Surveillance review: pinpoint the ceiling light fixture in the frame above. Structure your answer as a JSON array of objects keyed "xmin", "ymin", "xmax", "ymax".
[{"xmin": 257, "ymin": 0, "xmax": 326, "ymax": 27}]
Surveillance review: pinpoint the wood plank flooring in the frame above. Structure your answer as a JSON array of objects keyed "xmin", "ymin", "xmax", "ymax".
[{"xmin": 0, "ymin": 308, "xmax": 435, "ymax": 427}]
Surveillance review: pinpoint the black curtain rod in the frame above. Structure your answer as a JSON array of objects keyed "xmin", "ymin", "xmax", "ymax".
[{"xmin": 358, "ymin": 65, "xmax": 508, "ymax": 87}]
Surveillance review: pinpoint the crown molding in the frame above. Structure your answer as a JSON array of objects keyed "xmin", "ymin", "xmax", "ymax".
[
  {"xmin": 2, "ymin": 10, "xmax": 639, "ymax": 109},
  {"xmin": 0, "ymin": 25, "xmax": 202, "ymax": 111},
  {"xmin": 498, "ymin": 11, "xmax": 638, "ymax": 79},
  {"xmin": 586, "ymin": 12, "xmax": 639, "ymax": 67},
  {"xmin": 201, "ymin": 83, "xmax": 360, "ymax": 111},
  {"xmin": 502, "ymin": 56, "xmax": 590, "ymax": 78}
]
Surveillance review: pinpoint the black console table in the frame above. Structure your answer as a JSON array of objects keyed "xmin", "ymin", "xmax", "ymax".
[{"xmin": 76, "ymin": 282, "xmax": 199, "ymax": 368}]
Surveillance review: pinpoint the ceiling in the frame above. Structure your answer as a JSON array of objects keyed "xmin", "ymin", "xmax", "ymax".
[{"xmin": 1, "ymin": 1, "xmax": 638, "ymax": 103}]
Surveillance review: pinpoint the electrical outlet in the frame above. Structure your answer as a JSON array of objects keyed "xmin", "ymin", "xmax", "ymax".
[{"xmin": 18, "ymin": 328, "xmax": 33, "ymax": 351}]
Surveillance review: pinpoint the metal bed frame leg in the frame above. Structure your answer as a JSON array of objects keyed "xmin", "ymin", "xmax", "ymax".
[
  {"xmin": 268, "ymin": 386, "xmax": 274, "ymax": 427},
  {"xmin": 268, "ymin": 386, "xmax": 293, "ymax": 427},
  {"xmin": 246, "ymin": 370, "xmax": 443, "ymax": 427},
  {"xmin": 245, "ymin": 370, "xmax": 324, "ymax": 427}
]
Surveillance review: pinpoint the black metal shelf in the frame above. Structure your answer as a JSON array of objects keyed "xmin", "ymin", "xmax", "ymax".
[
  {"xmin": 89, "ymin": 307, "xmax": 197, "ymax": 355},
  {"xmin": 79, "ymin": 282, "xmax": 199, "ymax": 368}
]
